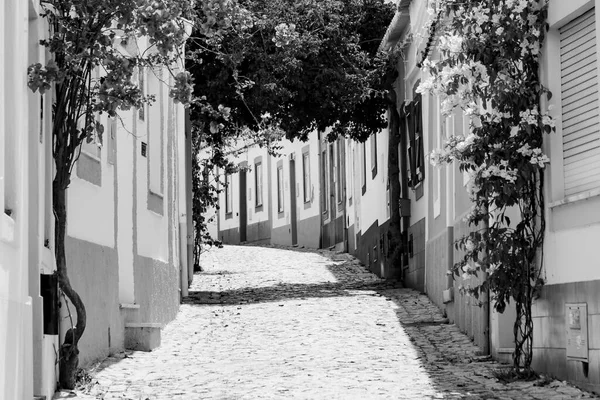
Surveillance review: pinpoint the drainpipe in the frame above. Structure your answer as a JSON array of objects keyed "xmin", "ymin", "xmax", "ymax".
[
  {"xmin": 342, "ymin": 138, "xmax": 348, "ymax": 253},
  {"xmin": 177, "ymin": 109, "xmax": 192, "ymax": 298},
  {"xmin": 481, "ymin": 211, "xmax": 490, "ymax": 355},
  {"xmin": 399, "ymin": 103, "xmax": 410, "ymax": 278},
  {"xmin": 445, "ymin": 145, "xmax": 455, "ymax": 301},
  {"xmin": 317, "ymin": 131, "xmax": 323, "ymax": 249},
  {"xmin": 185, "ymin": 110, "xmax": 194, "ymax": 287},
  {"xmin": 178, "ymin": 218, "xmax": 189, "ymax": 298}
]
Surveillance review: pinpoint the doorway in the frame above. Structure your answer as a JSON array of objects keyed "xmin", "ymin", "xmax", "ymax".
[{"xmin": 239, "ymin": 169, "xmax": 247, "ymax": 243}]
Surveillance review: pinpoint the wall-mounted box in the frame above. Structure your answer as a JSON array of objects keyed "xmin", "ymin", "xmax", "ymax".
[
  {"xmin": 566, "ymin": 303, "xmax": 588, "ymax": 362},
  {"xmin": 399, "ymin": 198, "xmax": 411, "ymax": 217},
  {"xmin": 443, "ymin": 288, "xmax": 454, "ymax": 304}
]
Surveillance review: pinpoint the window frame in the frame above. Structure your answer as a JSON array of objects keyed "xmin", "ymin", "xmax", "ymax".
[
  {"xmin": 254, "ymin": 161, "xmax": 263, "ymax": 208},
  {"xmin": 336, "ymin": 140, "xmax": 342, "ymax": 203},
  {"xmin": 225, "ymin": 173, "xmax": 233, "ymax": 216},
  {"xmin": 277, "ymin": 165, "xmax": 284, "ymax": 214},
  {"xmin": 302, "ymin": 151, "xmax": 311, "ymax": 203},
  {"xmin": 361, "ymin": 142, "xmax": 367, "ymax": 195},
  {"xmin": 321, "ymin": 149, "xmax": 328, "ymax": 215},
  {"xmin": 147, "ymin": 67, "xmax": 164, "ymax": 198},
  {"xmin": 371, "ymin": 133, "xmax": 378, "ymax": 178}
]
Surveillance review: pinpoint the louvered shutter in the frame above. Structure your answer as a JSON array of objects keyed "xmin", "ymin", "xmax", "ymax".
[{"xmin": 560, "ymin": 7, "xmax": 600, "ymax": 196}]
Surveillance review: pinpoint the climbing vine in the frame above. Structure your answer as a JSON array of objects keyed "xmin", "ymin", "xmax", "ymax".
[
  {"xmin": 27, "ymin": 0, "xmax": 194, "ymax": 388},
  {"xmin": 417, "ymin": 0, "xmax": 554, "ymax": 373}
]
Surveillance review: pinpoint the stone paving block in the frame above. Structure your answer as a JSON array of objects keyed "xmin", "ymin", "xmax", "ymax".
[{"xmin": 70, "ymin": 245, "xmax": 599, "ymax": 400}]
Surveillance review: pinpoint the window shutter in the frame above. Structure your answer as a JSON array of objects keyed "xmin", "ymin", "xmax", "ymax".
[
  {"xmin": 560, "ymin": 7, "xmax": 600, "ymax": 196},
  {"xmin": 415, "ymin": 98, "xmax": 425, "ymax": 182},
  {"xmin": 406, "ymin": 102, "xmax": 417, "ymax": 186}
]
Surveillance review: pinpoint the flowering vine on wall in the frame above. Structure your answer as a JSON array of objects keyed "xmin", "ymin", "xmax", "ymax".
[{"xmin": 417, "ymin": 0, "xmax": 553, "ymax": 373}]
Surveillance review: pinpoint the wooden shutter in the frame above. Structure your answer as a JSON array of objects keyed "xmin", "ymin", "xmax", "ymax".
[{"xmin": 560, "ymin": 7, "xmax": 600, "ymax": 196}]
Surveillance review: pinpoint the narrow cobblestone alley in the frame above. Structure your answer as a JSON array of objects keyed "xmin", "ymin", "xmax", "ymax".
[{"xmin": 71, "ymin": 245, "xmax": 597, "ymax": 400}]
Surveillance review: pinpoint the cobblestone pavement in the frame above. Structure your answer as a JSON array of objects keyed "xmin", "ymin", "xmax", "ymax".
[{"xmin": 67, "ymin": 245, "xmax": 598, "ymax": 400}]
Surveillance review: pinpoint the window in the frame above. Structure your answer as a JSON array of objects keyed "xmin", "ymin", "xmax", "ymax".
[
  {"xmin": 302, "ymin": 152, "xmax": 310, "ymax": 203},
  {"xmin": 148, "ymin": 68, "xmax": 163, "ymax": 196},
  {"xmin": 138, "ymin": 67, "xmax": 145, "ymax": 121},
  {"xmin": 433, "ymin": 97, "xmax": 442, "ymax": 218},
  {"xmin": 225, "ymin": 174, "xmax": 232, "ymax": 214},
  {"xmin": 347, "ymin": 141, "xmax": 353, "ymax": 204},
  {"xmin": 321, "ymin": 149, "xmax": 328, "ymax": 214},
  {"xmin": 361, "ymin": 142, "xmax": 367, "ymax": 194},
  {"xmin": 386, "ymin": 176, "xmax": 390, "ymax": 218},
  {"xmin": 329, "ymin": 144, "xmax": 335, "ymax": 205},
  {"xmin": 277, "ymin": 166, "xmax": 284, "ymax": 213},
  {"xmin": 255, "ymin": 162, "xmax": 263, "ymax": 207},
  {"xmin": 559, "ymin": 8, "xmax": 600, "ymax": 196},
  {"xmin": 336, "ymin": 140, "xmax": 342, "ymax": 202},
  {"xmin": 81, "ymin": 115, "xmax": 101, "ymax": 160},
  {"xmin": 77, "ymin": 109, "xmax": 102, "ymax": 186},
  {"xmin": 407, "ymin": 92, "xmax": 425, "ymax": 190},
  {"xmin": 462, "ymin": 113, "xmax": 470, "ymax": 186},
  {"xmin": 107, "ymin": 117, "xmax": 116, "ymax": 165},
  {"xmin": 371, "ymin": 133, "xmax": 378, "ymax": 178}
]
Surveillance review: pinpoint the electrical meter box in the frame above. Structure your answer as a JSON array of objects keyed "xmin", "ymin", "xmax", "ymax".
[{"xmin": 566, "ymin": 303, "xmax": 588, "ymax": 362}]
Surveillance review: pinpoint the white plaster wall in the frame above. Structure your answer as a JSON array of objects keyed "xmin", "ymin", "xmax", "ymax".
[
  {"xmin": 136, "ymin": 85, "xmax": 169, "ymax": 262},
  {"xmin": 215, "ymin": 145, "xmax": 244, "ymax": 233},
  {"xmin": 547, "ymin": 0, "xmax": 593, "ymax": 27},
  {"xmin": 541, "ymin": 0, "xmax": 600, "ymax": 285},
  {"xmin": 545, "ymin": 225, "xmax": 600, "ymax": 284},
  {"xmin": 407, "ymin": 0, "xmax": 430, "ymax": 76},
  {"xmin": 291, "ymin": 131, "xmax": 321, "ymax": 223},
  {"xmin": 409, "ymin": 90, "xmax": 428, "ymax": 233},
  {"xmin": 68, "ymin": 128, "xmax": 115, "ymax": 248},
  {"xmin": 245, "ymin": 146, "xmax": 269, "ymax": 227},
  {"xmin": 352, "ymin": 140, "xmax": 364, "ymax": 233},
  {"xmin": 358, "ymin": 128, "xmax": 390, "ymax": 231},
  {"xmin": 346, "ymin": 140, "xmax": 357, "ymax": 238},
  {"xmin": 543, "ymin": 0, "xmax": 596, "ymax": 203},
  {"xmin": 271, "ymin": 150, "xmax": 291, "ymax": 231},
  {"xmin": 117, "ymin": 111, "xmax": 135, "ymax": 303},
  {"xmin": 402, "ymin": 12, "xmax": 428, "ymax": 231},
  {"xmin": 0, "ymin": 0, "xmax": 34, "ymax": 397},
  {"xmin": 197, "ymin": 147, "xmax": 220, "ymax": 240}
]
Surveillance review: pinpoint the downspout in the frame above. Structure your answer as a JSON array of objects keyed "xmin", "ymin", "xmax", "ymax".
[
  {"xmin": 178, "ymin": 109, "xmax": 191, "ymax": 298},
  {"xmin": 185, "ymin": 110, "xmax": 194, "ymax": 288},
  {"xmin": 318, "ymin": 131, "xmax": 323, "ymax": 248},
  {"xmin": 379, "ymin": 3, "xmax": 412, "ymax": 278},
  {"xmin": 482, "ymin": 212, "xmax": 490, "ymax": 355},
  {"xmin": 342, "ymin": 138, "xmax": 348, "ymax": 252},
  {"xmin": 445, "ymin": 137, "xmax": 455, "ymax": 302},
  {"xmin": 398, "ymin": 103, "xmax": 410, "ymax": 276}
]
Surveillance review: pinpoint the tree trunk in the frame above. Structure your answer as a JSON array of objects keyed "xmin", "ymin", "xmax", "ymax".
[
  {"xmin": 387, "ymin": 90, "xmax": 402, "ymax": 279},
  {"xmin": 54, "ymin": 180, "xmax": 87, "ymax": 389}
]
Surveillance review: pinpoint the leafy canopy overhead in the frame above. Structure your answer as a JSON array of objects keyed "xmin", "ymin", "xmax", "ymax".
[
  {"xmin": 28, "ymin": 0, "xmax": 194, "ymax": 172},
  {"xmin": 188, "ymin": 0, "xmax": 396, "ymax": 143}
]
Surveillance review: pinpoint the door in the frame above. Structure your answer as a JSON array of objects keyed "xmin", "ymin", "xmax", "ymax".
[
  {"xmin": 239, "ymin": 169, "xmax": 247, "ymax": 243},
  {"xmin": 289, "ymin": 158, "xmax": 298, "ymax": 245}
]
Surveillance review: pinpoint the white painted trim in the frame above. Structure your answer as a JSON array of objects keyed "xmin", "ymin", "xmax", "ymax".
[
  {"xmin": 125, "ymin": 322, "xmax": 164, "ymax": 328},
  {"xmin": 446, "ymin": 115, "xmax": 456, "ymax": 227},
  {"xmin": 433, "ymin": 97, "xmax": 441, "ymax": 219},
  {"xmin": 79, "ymin": 149, "xmax": 102, "ymax": 163},
  {"xmin": 119, "ymin": 303, "xmax": 141, "ymax": 309},
  {"xmin": 0, "ymin": 0, "xmax": 5, "ymax": 241},
  {"xmin": 148, "ymin": 188, "xmax": 164, "ymax": 199},
  {"xmin": 0, "ymin": 213, "xmax": 15, "ymax": 244},
  {"xmin": 404, "ymin": 64, "xmax": 420, "ymax": 101},
  {"xmin": 548, "ymin": 187, "xmax": 600, "ymax": 208},
  {"xmin": 497, "ymin": 348, "xmax": 514, "ymax": 354}
]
